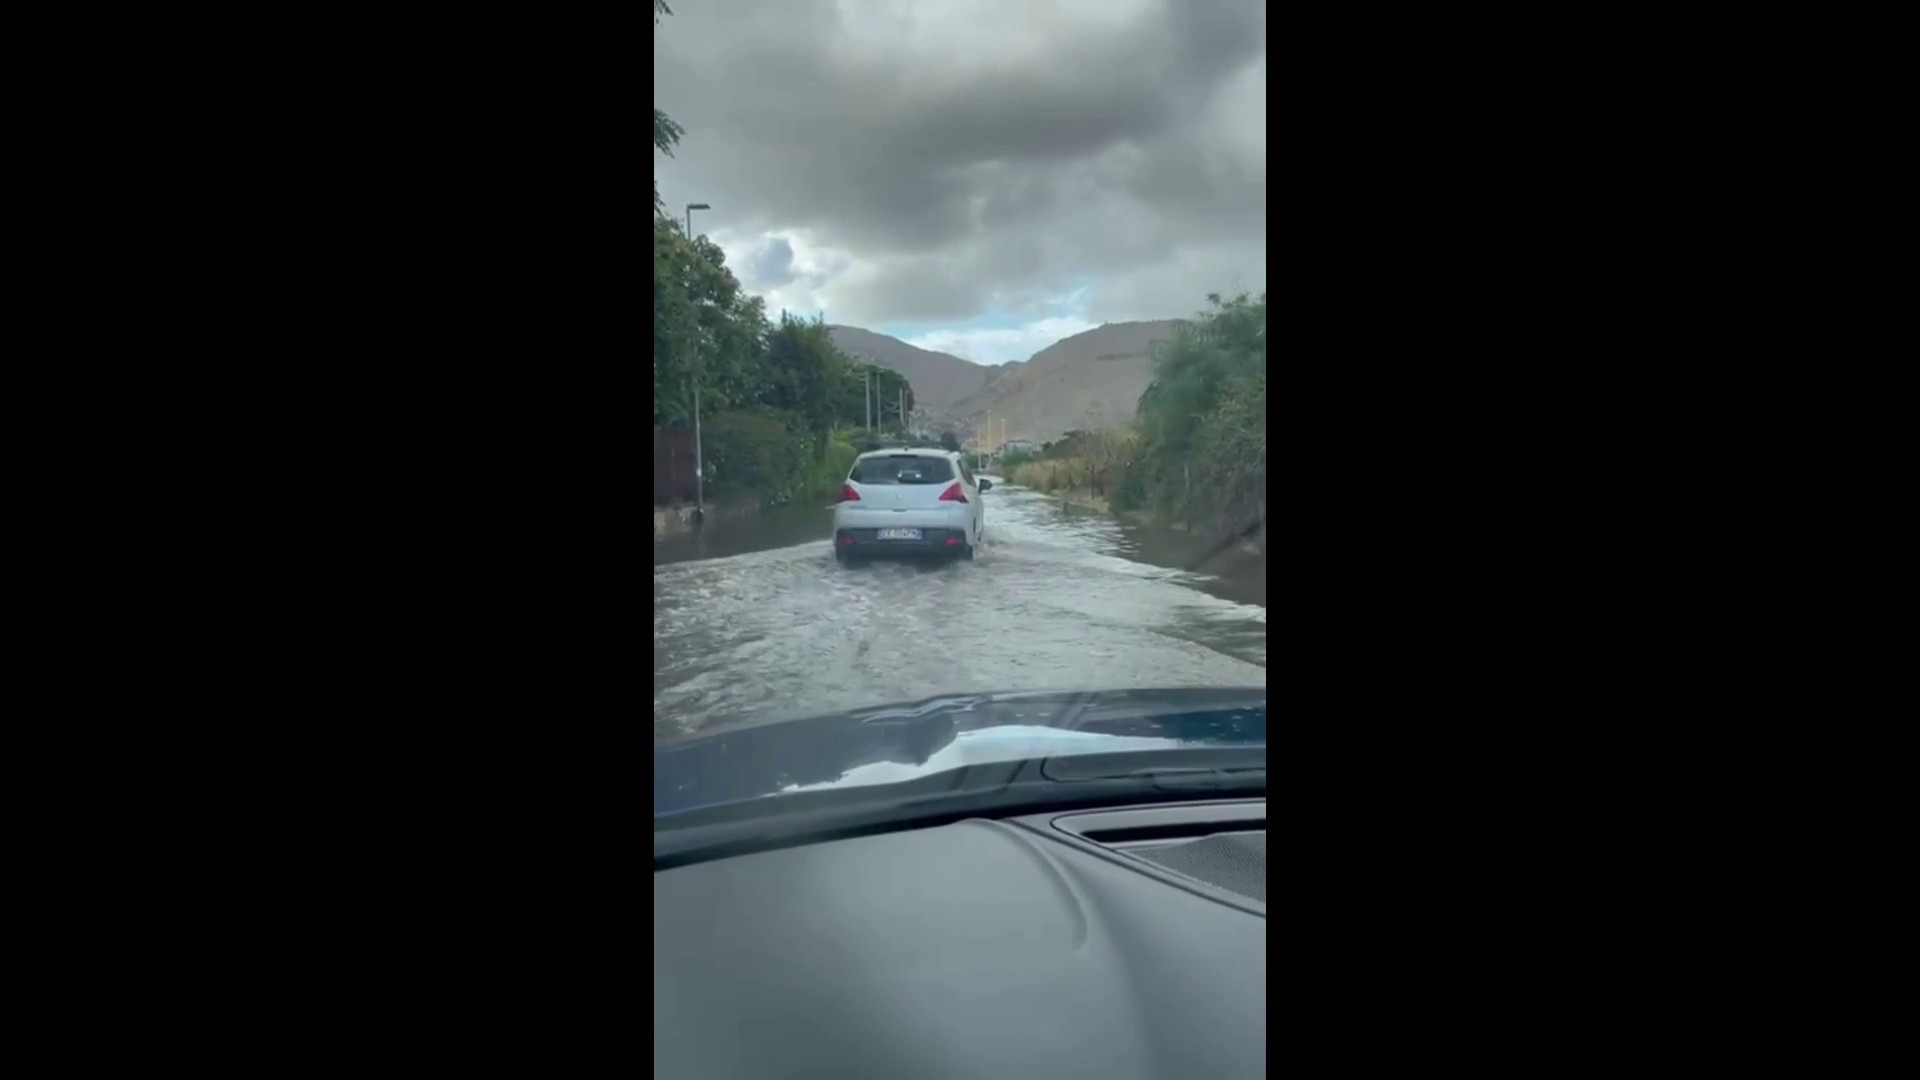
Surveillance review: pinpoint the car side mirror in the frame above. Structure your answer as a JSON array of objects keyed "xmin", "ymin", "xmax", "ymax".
[{"xmin": 978, "ymin": 479, "xmax": 993, "ymax": 492}]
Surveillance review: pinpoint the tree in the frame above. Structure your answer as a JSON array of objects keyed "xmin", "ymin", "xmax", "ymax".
[
  {"xmin": 1120, "ymin": 292, "xmax": 1266, "ymax": 538},
  {"xmin": 760, "ymin": 314, "xmax": 843, "ymax": 454},
  {"xmin": 652, "ymin": 217, "xmax": 928, "ymax": 505},
  {"xmin": 653, "ymin": 3, "xmax": 682, "ymax": 216},
  {"xmin": 654, "ymin": 217, "xmax": 768, "ymax": 428}
]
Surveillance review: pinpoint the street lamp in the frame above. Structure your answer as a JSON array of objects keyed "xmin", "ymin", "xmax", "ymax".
[{"xmin": 685, "ymin": 202, "xmax": 711, "ymax": 518}]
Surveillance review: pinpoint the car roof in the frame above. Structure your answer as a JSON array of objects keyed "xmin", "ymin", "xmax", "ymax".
[{"xmin": 853, "ymin": 447, "xmax": 956, "ymax": 461}]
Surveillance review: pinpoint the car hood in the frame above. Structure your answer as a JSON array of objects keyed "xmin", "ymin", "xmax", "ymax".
[{"xmin": 654, "ymin": 687, "xmax": 1265, "ymax": 817}]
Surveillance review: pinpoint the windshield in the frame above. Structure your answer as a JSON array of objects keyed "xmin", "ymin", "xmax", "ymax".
[
  {"xmin": 850, "ymin": 455, "xmax": 955, "ymax": 485},
  {"xmin": 653, "ymin": 0, "xmax": 1266, "ymax": 819}
]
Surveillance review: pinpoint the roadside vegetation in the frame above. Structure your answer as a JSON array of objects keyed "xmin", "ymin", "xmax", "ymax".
[
  {"xmin": 1009, "ymin": 293, "xmax": 1266, "ymax": 549},
  {"xmin": 654, "ymin": 5, "xmax": 915, "ymax": 510},
  {"xmin": 654, "ymin": 218, "xmax": 916, "ymax": 508},
  {"xmin": 1007, "ymin": 428, "xmax": 1136, "ymax": 513},
  {"xmin": 1119, "ymin": 292, "xmax": 1266, "ymax": 546}
]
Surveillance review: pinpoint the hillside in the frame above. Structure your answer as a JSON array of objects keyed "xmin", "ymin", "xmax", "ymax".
[
  {"xmin": 826, "ymin": 326, "xmax": 1005, "ymax": 421},
  {"xmin": 946, "ymin": 321, "xmax": 1184, "ymax": 447}
]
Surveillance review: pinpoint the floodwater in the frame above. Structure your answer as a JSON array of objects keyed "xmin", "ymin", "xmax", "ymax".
[{"xmin": 653, "ymin": 480, "xmax": 1266, "ymax": 742}]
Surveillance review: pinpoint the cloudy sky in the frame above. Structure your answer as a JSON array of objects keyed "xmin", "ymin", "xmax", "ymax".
[{"xmin": 654, "ymin": 0, "xmax": 1265, "ymax": 367}]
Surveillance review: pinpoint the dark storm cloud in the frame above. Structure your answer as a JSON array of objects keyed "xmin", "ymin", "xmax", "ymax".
[{"xmin": 654, "ymin": 0, "xmax": 1265, "ymax": 328}]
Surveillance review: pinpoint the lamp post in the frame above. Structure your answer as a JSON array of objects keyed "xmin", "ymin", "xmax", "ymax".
[{"xmin": 685, "ymin": 203, "xmax": 711, "ymax": 517}]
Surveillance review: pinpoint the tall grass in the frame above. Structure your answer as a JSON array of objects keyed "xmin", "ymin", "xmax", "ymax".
[
  {"xmin": 1011, "ymin": 457, "xmax": 1113, "ymax": 511},
  {"xmin": 997, "ymin": 449, "xmax": 1041, "ymax": 472},
  {"xmin": 1011, "ymin": 457, "xmax": 1087, "ymax": 493}
]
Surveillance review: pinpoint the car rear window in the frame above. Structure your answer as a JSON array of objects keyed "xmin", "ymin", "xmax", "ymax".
[{"xmin": 849, "ymin": 455, "xmax": 956, "ymax": 485}]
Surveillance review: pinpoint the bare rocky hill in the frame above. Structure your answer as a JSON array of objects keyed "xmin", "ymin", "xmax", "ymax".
[
  {"xmin": 946, "ymin": 321, "xmax": 1184, "ymax": 447},
  {"xmin": 827, "ymin": 321, "xmax": 1185, "ymax": 447},
  {"xmin": 826, "ymin": 326, "xmax": 1008, "ymax": 421}
]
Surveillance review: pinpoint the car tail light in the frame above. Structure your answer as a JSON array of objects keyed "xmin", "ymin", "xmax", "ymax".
[
  {"xmin": 840, "ymin": 484, "xmax": 861, "ymax": 502},
  {"xmin": 938, "ymin": 482, "xmax": 966, "ymax": 503}
]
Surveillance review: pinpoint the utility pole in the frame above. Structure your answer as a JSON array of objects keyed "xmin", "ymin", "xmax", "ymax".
[
  {"xmin": 898, "ymin": 387, "xmax": 905, "ymax": 436},
  {"xmin": 685, "ymin": 202, "xmax": 711, "ymax": 519},
  {"xmin": 864, "ymin": 368, "xmax": 871, "ymax": 432}
]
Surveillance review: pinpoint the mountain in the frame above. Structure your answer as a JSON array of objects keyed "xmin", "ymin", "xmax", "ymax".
[
  {"xmin": 825, "ymin": 326, "xmax": 1008, "ymax": 422},
  {"xmin": 945, "ymin": 321, "xmax": 1184, "ymax": 447},
  {"xmin": 826, "ymin": 320, "xmax": 1186, "ymax": 447}
]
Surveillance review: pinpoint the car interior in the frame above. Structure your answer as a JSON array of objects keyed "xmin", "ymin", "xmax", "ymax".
[{"xmin": 655, "ymin": 795, "xmax": 1266, "ymax": 1078}]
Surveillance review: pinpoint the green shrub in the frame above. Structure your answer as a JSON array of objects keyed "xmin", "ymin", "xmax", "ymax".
[
  {"xmin": 703, "ymin": 407, "xmax": 810, "ymax": 506},
  {"xmin": 800, "ymin": 433, "xmax": 860, "ymax": 502},
  {"xmin": 1128, "ymin": 292, "xmax": 1265, "ymax": 538}
]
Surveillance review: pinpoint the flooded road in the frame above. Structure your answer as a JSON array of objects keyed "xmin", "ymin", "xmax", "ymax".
[{"xmin": 654, "ymin": 482, "xmax": 1267, "ymax": 742}]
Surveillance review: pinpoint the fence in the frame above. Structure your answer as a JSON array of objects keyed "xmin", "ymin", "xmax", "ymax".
[{"xmin": 655, "ymin": 426, "xmax": 698, "ymax": 507}]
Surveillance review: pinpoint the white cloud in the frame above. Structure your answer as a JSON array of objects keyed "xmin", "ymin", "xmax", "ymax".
[
  {"xmin": 907, "ymin": 316, "xmax": 1097, "ymax": 367},
  {"xmin": 708, "ymin": 227, "xmax": 857, "ymax": 320}
]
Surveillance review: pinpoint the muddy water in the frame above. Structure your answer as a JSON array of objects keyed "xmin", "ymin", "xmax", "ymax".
[{"xmin": 653, "ymin": 480, "xmax": 1266, "ymax": 741}]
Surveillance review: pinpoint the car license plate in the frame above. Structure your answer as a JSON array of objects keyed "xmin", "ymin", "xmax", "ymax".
[{"xmin": 877, "ymin": 528, "xmax": 922, "ymax": 540}]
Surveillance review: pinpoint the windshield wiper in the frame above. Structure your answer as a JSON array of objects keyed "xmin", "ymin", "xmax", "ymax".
[
  {"xmin": 1124, "ymin": 766, "xmax": 1265, "ymax": 792},
  {"xmin": 1040, "ymin": 747, "xmax": 1265, "ymax": 783},
  {"xmin": 655, "ymin": 749, "xmax": 1266, "ymax": 868}
]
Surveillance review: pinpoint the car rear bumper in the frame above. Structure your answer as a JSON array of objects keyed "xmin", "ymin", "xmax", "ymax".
[
  {"xmin": 834, "ymin": 506, "xmax": 971, "ymax": 531},
  {"xmin": 835, "ymin": 526, "xmax": 970, "ymax": 556}
]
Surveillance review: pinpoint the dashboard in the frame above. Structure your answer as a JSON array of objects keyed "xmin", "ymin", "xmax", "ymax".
[{"xmin": 654, "ymin": 799, "xmax": 1266, "ymax": 1079}]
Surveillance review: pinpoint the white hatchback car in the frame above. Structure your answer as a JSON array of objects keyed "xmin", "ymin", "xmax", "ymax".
[{"xmin": 832, "ymin": 447, "xmax": 990, "ymax": 564}]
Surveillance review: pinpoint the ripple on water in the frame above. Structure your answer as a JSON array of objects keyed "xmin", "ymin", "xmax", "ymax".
[{"xmin": 654, "ymin": 487, "xmax": 1265, "ymax": 737}]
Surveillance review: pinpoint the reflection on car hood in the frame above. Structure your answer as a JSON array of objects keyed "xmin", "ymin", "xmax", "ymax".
[{"xmin": 654, "ymin": 687, "xmax": 1265, "ymax": 816}]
